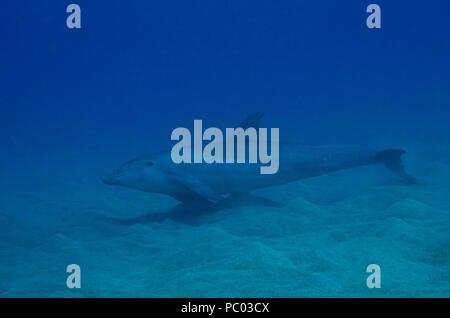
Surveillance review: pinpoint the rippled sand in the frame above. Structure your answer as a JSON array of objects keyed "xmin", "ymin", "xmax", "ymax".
[{"xmin": 1, "ymin": 144, "xmax": 449, "ymax": 297}]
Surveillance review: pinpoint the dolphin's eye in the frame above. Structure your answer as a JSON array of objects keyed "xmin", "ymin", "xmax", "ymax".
[{"xmin": 146, "ymin": 161, "xmax": 154, "ymax": 167}]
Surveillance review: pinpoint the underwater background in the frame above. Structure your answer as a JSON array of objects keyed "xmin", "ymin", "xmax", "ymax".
[{"xmin": 1, "ymin": 0, "xmax": 450, "ymax": 297}]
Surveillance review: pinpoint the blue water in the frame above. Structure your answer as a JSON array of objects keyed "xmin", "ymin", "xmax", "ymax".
[{"xmin": 1, "ymin": 0, "xmax": 450, "ymax": 297}]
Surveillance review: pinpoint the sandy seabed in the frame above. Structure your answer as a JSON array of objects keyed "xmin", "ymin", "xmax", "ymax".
[{"xmin": 1, "ymin": 143, "xmax": 449, "ymax": 297}]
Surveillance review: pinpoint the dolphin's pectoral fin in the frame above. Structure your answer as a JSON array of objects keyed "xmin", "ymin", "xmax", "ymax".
[{"xmin": 176, "ymin": 176, "xmax": 225, "ymax": 203}]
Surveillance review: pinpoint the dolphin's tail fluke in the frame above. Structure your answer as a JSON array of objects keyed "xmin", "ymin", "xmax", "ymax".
[{"xmin": 374, "ymin": 149, "xmax": 417, "ymax": 184}]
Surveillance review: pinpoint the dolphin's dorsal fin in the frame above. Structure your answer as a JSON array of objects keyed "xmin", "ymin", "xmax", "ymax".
[{"xmin": 239, "ymin": 112, "xmax": 264, "ymax": 129}]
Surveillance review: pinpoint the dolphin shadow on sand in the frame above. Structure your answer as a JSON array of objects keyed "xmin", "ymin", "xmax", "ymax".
[{"xmin": 98, "ymin": 192, "xmax": 284, "ymax": 226}]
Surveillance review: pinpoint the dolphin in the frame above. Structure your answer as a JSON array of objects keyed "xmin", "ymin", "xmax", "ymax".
[{"xmin": 103, "ymin": 113, "xmax": 416, "ymax": 207}]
